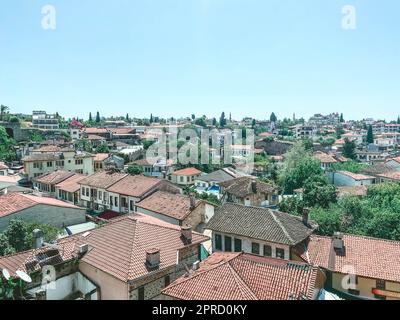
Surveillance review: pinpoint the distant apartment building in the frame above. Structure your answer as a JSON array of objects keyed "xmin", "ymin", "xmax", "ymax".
[
  {"xmin": 308, "ymin": 113, "xmax": 340, "ymax": 127},
  {"xmin": 372, "ymin": 123, "xmax": 400, "ymax": 134},
  {"xmin": 291, "ymin": 124, "xmax": 317, "ymax": 139},
  {"xmin": 32, "ymin": 111, "xmax": 59, "ymax": 130}
]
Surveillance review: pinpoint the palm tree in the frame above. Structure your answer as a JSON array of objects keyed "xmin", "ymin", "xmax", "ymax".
[{"xmin": 0, "ymin": 105, "xmax": 9, "ymax": 121}]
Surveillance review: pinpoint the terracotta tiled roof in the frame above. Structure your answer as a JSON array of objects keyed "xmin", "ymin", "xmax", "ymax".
[
  {"xmin": 136, "ymin": 191, "xmax": 201, "ymax": 221},
  {"xmin": 78, "ymin": 171, "xmax": 127, "ymax": 189},
  {"xmin": 336, "ymin": 186, "xmax": 368, "ymax": 197},
  {"xmin": 297, "ymin": 234, "xmax": 400, "ymax": 283},
  {"xmin": 207, "ymin": 203, "xmax": 317, "ymax": 246},
  {"xmin": 0, "ymin": 193, "xmax": 82, "ymax": 218},
  {"xmin": 0, "ymin": 237, "xmax": 79, "ymax": 277},
  {"xmin": 336, "ymin": 171, "xmax": 375, "ymax": 181},
  {"xmin": 32, "ymin": 170, "xmax": 75, "ymax": 185},
  {"xmin": 0, "ymin": 162, "xmax": 9, "ymax": 170},
  {"xmin": 77, "ymin": 215, "xmax": 209, "ymax": 281},
  {"xmin": 93, "ymin": 153, "xmax": 110, "ymax": 162},
  {"xmin": 87, "ymin": 134, "xmax": 106, "ymax": 141},
  {"xmin": 219, "ymin": 176, "xmax": 277, "ymax": 198},
  {"xmin": 55, "ymin": 174, "xmax": 86, "ymax": 193},
  {"xmin": 84, "ymin": 128, "xmax": 109, "ymax": 134},
  {"xmin": 377, "ymin": 171, "xmax": 400, "ymax": 181},
  {"xmin": 172, "ymin": 168, "xmax": 202, "ymax": 176},
  {"xmin": 162, "ymin": 252, "xmax": 321, "ymax": 300},
  {"xmin": 33, "ymin": 146, "xmax": 62, "ymax": 153},
  {"xmin": 22, "ymin": 153, "xmax": 60, "ymax": 162},
  {"xmin": 106, "ymin": 175, "xmax": 162, "ymax": 197},
  {"xmin": 313, "ymin": 151, "xmax": 337, "ymax": 164}
]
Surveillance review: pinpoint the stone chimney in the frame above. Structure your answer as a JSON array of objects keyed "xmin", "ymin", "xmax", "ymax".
[
  {"xmin": 189, "ymin": 195, "xmax": 196, "ymax": 210},
  {"xmin": 146, "ymin": 248, "xmax": 160, "ymax": 268},
  {"xmin": 333, "ymin": 232, "xmax": 344, "ymax": 252},
  {"xmin": 251, "ymin": 180, "xmax": 257, "ymax": 194},
  {"xmin": 302, "ymin": 208, "xmax": 310, "ymax": 226},
  {"xmin": 33, "ymin": 229, "xmax": 44, "ymax": 249},
  {"xmin": 181, "ymin": 225, "xmax": 192, "ymax": 243}
]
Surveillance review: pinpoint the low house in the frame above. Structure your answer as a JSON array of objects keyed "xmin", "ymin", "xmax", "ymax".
[
  {"xmin": 2, "ymin": 214, "xmax": 208, "ymax": 300},
  {"xmin": 294, "ymin": 233, "xmax": 400, "ymax": 300},
  {"xmin": 376, "ymin": 171, "xmax": 400, "ymax": 183},
  {"xmin": 32, "ymin": 170, "xmax": 76, "ymax": 196},
  {"xmin": 0, "ymin": 162, "xmax": 9, "ymax": 176},
  {"xmin": 105, "ymin": 175, "xmax": 180, "ymax": 214},
  {"xmin": 135, "ymin": 191, "xmax": 215, "ymax": 229},
  {"xmin": 314, "ymin": 151, "xmax": 337, "ymax": 171},
  {"xmin": 78, "ymin": 171, "xmax": 128, "ymax": 212},
  {"xmin": 194, "ymin": 169, "xmax": 236, "ymax": 192},
  {"xmin": 220, "ymin": 176, "xmax": 279, "ymax": 207},
  {"xmin": 0, "ymin": 193, "xmax": 86, "ymax": 232},
  {"xmin": 329, "ymin": 171, "xmax": 375, "ymax": 187},
  {"xmin": 385, "ymin": 157, "xmax": 400, "ymax": 171},
  {"xmin": 162, "ymin": 252, "xmax": 325, "ymax": 300},
  {"xmin": 93, "ymin": 153, "xmax": 124, "ymax": 172},
  {"xmin": 206, "ymin": 203, "xmax": 317, "ymax": 260},
  {"xmin": 169, "ymin": 168, "xmax": 202, "ymax": 186},
  {"xmin": 55, "ymin": 173, "xmax": 86, "ymax": 205},
  {"xmin": 133, "ymin": 158, "xmax": 174, "ymax": 178}
]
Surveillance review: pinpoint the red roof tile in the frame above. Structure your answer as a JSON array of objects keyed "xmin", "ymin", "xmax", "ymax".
[
  {"xmin": 172, "ymin": 168, "xmax": 202, "ymax": 176},
  {"xmin": 162, "ymin": 252, "xmax": 321, "ymax": 300},
  {"xmin": 106, "ymin": 175, "xmax": 162, "ymax": 197},
  {"xmin": 297, "ymin": 234, "xmax": 400, "ymax": 283}
]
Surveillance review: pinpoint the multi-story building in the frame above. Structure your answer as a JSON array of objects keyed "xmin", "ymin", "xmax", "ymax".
[
  {"xmin": 206, "ymin": 203, "xmax": 317, "ymax": 261},
  {"xmin": 22, "ymin": 148, "xmax": 94, "ymax": 180},
  {"xmin": 32, "ymin": 111, "xmax": 59, "ymax": 130},
  {"xmin": 290, "ymin": 124, "xmax": 317, "ymax": 139}
]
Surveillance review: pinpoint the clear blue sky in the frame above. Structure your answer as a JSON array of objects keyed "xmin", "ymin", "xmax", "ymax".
[{"xmin": 0, "ymin": 0, "xmax": 399, "ymax": 121}]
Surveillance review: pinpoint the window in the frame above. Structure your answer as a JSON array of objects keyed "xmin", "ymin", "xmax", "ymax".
[
  {"xmin": 276, "ymin": 248, "xmax": 285, "ymax": 259},
  {"xmin": 47, "ymin": 161, "xmax": 53, "ymax": 167},
  {"xmin": 251, "ymin": 242, "xmax": 260, "ymax": 255},
  {"xmin": 376, "ymin": 279, "xmax": 386, "ymax": 290},
  {"xmin": 224, "ymin": 236, "xmax": 232, "ymax": 252},
  {"xmin": 98, "ymin": 191, "xmax": 102, "ymax": 200},
  {"xmin": 348, "ymin": 289, "xmax": 360, "ymax": 296},
  {"xmin": 215, "ymin": 234, "xmax": 222, "ymax": 251},
  {"xmin": 115, "ymin": 197, "xmax": 118, "ymax": 207},
  {"xmin": 75, "ymin": 159, "xmax": 83, "ymax": 165},
  {"xmin": 110, "ymin": 196, "xmax": 113, "ymax": 206},
  {"xmin": 164, "ymin": 275, "xmax": 170, "ymax": 287},
  {"xmin": 86, "ymin": 188, "xmax": 89, "ymax": 197},
  {"xmin": 263, "ymin": 245, "xmax": 272, "ymax": 257},
  {"xmin": 234, "ymin": 238, "xmax": 242, "ymax": 252},
  {"xmin": 130, "ymin": 200, "xmax": 135, "ymax": 211},
  {"xmin": 180, "ymin": 176, "xmax": 184, "ymax": 182},
  {"xmin": 33, "ymin": 162, "xmax": 40, "ymax": 169},
  {"xmin": 56, "ymin": 160, "xmax": 64, "ymax": 167},
  {"xmin": 138, "ymin": 287, "xmax": 145, "ymax": 300}
]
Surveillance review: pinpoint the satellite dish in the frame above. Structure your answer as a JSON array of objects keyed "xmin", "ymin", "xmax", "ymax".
[
  {"xmin": 16, "ymin": 270, "xmax": 32, "ymax": 283},
  {"xmin": 2, "ymin": 268, "xmax": 10, "ymax": 280}
]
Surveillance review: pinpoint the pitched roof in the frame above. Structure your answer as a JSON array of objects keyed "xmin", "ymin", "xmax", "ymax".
[
  {"xmin": 207, "ymin": 203, "xmax": 317, "ymax": 246},
  {"xmin": 22, "ymin": 153, "xmax": 60, "ymax": 162},
  {"xmin": 336, "ymin": 171, "xmax": 375, "ymax": 181},
  {"xmin": 195, "ymin": 169, "xmax": 235, "ymax": 183},
  {"xmin": 313, "ymin": 151, "xmax": 337, "ymax": 164},
  {"xmin": 297, "ymin": 234, "xmax": 400, "ymax": 283},
  {"xmin": 55, "ymin": 174, "xmax": 86, "ymax": 193},
  {"xmin": 0, "ymin": 237, "xmax": 79, "ymax": 277},
  {"xmin": 106, "ymin": 175, "xmax": 162, "ymax": 197},
  {"xmin": 33, "ymin": 145, "xmax": 62, "ymax": 153},
  {"xmin": 162, "ymin": 252, "xmax": 321, "ymax": 300},
  {"xmin": 93, "ymin": 153, "xmax": 110, "ymax": 162},
  {"xmin": 0, "ymin": 193, "xmax": 81, "ymax": 218},
  {"xmin": 172, "ymin": 167, "xmax": 202, "ymax": 176},
  {"xmin": 74, "ymin": 215, "xmax": 209, "ymax": 281},
  {"xmin": 377, "ymin": 171, "xmax": 400, "ymax": 181},
  {"xmin": 78, "ymin": 171, "xmax": 127, "ymax": 189},
  {"xmin": 336, "ymin": 186, "xmax": 368, "ymax": 197},
  {"xmin": 136, "ymin": 191, "xmax": 201, "ymax": 221},
  {"xmin": 219, "ymin": 176, "xmax": 277, "ymax": 198},
  {"xmin": 361, "ymin": 163, "xmax": 394, "ymax": 176},
  {"xmin": 32, "ymin": 170, "xmax": 75, "ymax": 185}
]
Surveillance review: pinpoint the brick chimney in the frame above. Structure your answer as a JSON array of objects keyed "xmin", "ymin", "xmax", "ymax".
[
  {"xmin": 333, "ymin": 232, "xmax": 344, "ymax": 253},
  {"xmin": 251, "ymin": 180, "xmax": 257, "ymax": 193},
  {"xmin": 189, "ymin": 195, "xmax": 196, "ymax": 210},
  {"xmin": 181, "ymin": 225, "xmax": 192, "ymax": 243},
  {"xmin": 146, "ymin": 248, "xmax": 160, "ymax": 268}
]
